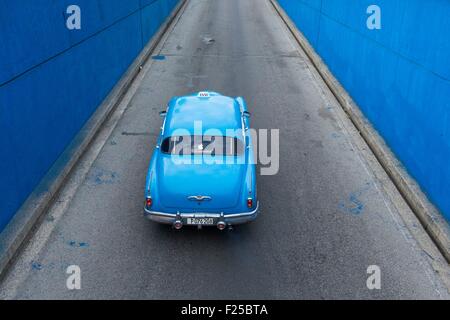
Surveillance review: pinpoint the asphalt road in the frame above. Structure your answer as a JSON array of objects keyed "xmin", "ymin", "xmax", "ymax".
[{"xmin": 1, "ymin": 0, "xmax": 449, "ymax": 299}]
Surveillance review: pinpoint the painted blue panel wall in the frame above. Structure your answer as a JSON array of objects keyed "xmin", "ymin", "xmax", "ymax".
[
  {"xmin": 0, "ymin": 0, "xmax": 180, "ymax": 232},
  {"xmin": 278, "ymin": 0, "xmax": 450, "ymax": 220}
]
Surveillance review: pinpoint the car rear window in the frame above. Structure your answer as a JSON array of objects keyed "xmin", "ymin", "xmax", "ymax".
[{"xmin": 161, "ymin": 135, "xmax": 244, "ymax": 156}]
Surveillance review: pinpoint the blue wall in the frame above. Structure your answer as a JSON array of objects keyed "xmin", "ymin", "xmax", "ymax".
[
  {"xmin": 278, "ymin": 0, "xmax": 450, "ymax": 221},
  {"xmin": 0, "ymin": 0, "xmax": 179, "ymax": 232}
]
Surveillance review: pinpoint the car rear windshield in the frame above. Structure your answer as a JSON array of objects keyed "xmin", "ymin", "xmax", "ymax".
[{"xmin": 161, "ymin": 135, "xmax": 244, "ymax": 156}]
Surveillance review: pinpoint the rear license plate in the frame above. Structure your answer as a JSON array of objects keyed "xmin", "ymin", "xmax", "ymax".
[{"xmin": 186, "ymin": 217, "xmax": 215, "ymax": 226}]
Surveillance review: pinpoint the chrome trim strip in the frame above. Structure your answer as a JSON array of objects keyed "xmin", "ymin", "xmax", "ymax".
[{"xmin": 147, "ymin": 171, "xmax": 153, "ymax": 193}]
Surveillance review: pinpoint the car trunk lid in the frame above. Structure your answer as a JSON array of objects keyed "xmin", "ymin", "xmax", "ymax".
[{"xmin": 157, "ymin": 156, "xmax": 244, "ymax": 211}]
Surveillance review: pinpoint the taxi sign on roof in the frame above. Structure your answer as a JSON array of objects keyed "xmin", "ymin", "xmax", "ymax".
[{"xmin": 198, "ymin": 91, "xmax": 210, "ymax": 98}]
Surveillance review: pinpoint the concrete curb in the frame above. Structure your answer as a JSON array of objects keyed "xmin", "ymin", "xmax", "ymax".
[
  {"xmin": 0, "ymin": 0, "xmax": 188, "ymax": 278},
  {"xmin": 270, "ymin": 0, "xmax": 450, "ymax": 263}
]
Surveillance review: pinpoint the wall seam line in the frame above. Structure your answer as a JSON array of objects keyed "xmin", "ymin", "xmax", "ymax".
[{"xmin": 0, "ymin": 1, "xmax": 161, "ymax": 88}]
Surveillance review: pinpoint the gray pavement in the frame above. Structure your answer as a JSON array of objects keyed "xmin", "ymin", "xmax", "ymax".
[{"xmin": 1, "ymin": 0, "xmax": 449, "ymax": 299}]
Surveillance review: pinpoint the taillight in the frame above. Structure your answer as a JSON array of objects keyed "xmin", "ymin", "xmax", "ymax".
[
  {"xmin": 247, "ymin": 198, "xmax": 253, "ymax": 209},
  {"xmin": 145, "ymin": 197, "xmax": 152, "ymax": 209}
]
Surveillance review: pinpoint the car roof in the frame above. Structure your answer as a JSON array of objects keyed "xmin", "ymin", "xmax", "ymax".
[{"xmin": 163, "ymin": 92, "xmax": 243, "ymax": 138}]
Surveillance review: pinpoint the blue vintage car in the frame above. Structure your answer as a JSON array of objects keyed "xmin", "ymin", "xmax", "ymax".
[{"xmin": 144, "ymin": 91, "xmax": 258, "ymax": 230}]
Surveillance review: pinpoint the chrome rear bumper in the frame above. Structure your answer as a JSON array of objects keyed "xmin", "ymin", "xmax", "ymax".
[{"xmin": 144, "ymin": 202, "xmax": 259, "ymax": 226}]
